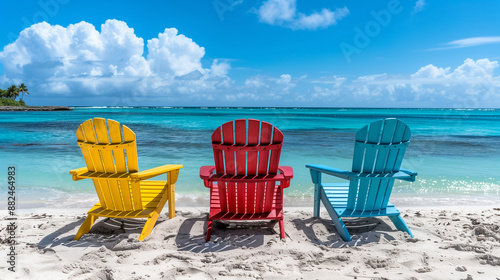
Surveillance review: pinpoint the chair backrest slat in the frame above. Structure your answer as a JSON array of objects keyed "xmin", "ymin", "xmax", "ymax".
[
  {"xmin": 108, "ymin": 119, "xmax": 132, "ymax": 211},
  {"xmin": 123, "ymin": 125, "xmax": 138, "ymax": 173},
  {"xmin": 235, "ymin": 119, "xmax": 247, "ymax": 175},
  {"xmin": 93, "ymin": 118, "xmax": 122, "ymax": 211},
  {"xmin": 247, "ymin": 119, "xmax": 260, "ymax": 175},
  {"xmin": 76, "ymin": 125, "xmax": 96, "ymax": 173},
  {"xmin": 93, "ymin": 118, "xmax": 116, "ymax": 174},
  {"xmin": 362, "ymin": 119, "xmax": 383, "ymax": 173},
  {"xmin": 269, "ymin": 127, "xmax": 284, "ymax": 173},
  {"xmin": 212, "ymin": 127, "xmax": 224, "ymax": 174},
  {"xmin": 352, "ymin": 126, "xmax": 367, "ymax": 173},
  {"xmin": 108, "ymin": 120, "xmax": 127, "ymax": 173},
  {"xmin": 234, "ymin": 120, "xmax": 247, "ymax": 213},
  {"xmin": 122, "ymin": 125, "xmax": 141, "ymax": 210},
  {"xmin": 258, "ymin": 121, "xmax": 273, "ymax": 175},
  {"xmin": 373, "ymin": 119, "xmax": 397, "ymax": 173},
  {"xmin": 222, "ymin": 122, "xmax": 235, "ymax": 175},
  {"xmin": 217, "ymin": 182, "xmax": 228, "ymax": 213},
  {"xmin": 82, "ymin": 120, "xmax": 104, "ymax": 173}
]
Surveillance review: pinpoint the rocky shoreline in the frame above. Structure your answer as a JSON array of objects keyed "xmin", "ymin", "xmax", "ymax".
[{"xmin": 0, "ymin": 106, "xmax": 72, "ymax": 111}]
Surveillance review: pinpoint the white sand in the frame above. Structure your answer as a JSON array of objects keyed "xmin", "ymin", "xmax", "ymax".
[{"xmin": 1, "ymin": 206, "xmax": 500, "ymax": 279}]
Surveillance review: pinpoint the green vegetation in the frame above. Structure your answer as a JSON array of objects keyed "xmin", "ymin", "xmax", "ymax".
[
  {"xmin": 0, "ymin": 83, "xmax": 29, "ymax": 106},
  {"xmin": 0, "ymin": 98, "xmax": 24, "ymax": 106}
]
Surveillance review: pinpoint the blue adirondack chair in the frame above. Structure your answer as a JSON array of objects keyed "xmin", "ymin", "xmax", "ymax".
[{"xmin": 306, "ymin": 118, "xmax": 417, "ymax": 241}]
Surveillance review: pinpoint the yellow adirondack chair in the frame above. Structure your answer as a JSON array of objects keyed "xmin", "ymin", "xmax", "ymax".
[{"xmin": 70, "ymin": 118, "xmax": 183, "ymax": 241}]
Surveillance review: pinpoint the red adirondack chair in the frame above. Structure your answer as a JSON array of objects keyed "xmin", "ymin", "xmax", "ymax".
[{"xmin": 200, "ymin": 119, "xmax": 293, "ymax": 241}]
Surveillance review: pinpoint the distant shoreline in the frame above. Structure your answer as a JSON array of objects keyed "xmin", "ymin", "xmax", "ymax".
[
  {"xmin": 0, "ymin": 106, "xmax": 72, "ymax": 111},
  {"xmin": 1, "ymin": 106, "xmax": 498, "ymax": 110},
  {"xmin": 67, "ymin": 106, "xmax": 499, "ymax": 110}
]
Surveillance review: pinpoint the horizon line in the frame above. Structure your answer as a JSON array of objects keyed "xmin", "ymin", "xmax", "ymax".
[{"xmin": 65, "ymin": 106, "xmax": 500, "ymax": 110}]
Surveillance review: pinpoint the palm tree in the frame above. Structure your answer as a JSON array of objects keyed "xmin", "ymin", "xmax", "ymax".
[
  {"xmin": 7, "ymin": 85, "xmax": 19, "ymax": 99},
  {"xmin": 18, "ymin": 83, "xmax": 29, "ymax": 100}
]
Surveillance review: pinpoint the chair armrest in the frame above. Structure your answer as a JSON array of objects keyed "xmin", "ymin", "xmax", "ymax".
[
  {"xmin": 278, "ymin": 166, "xmax": 293, "ymax": 179},
  {"xmin": 200, "ymin": 166, "xmax": 216, "ymax": 179},
  {"xmin": 278, "ymin": 166, "xmax": 293, "ymax": 188},
  {"xmin": 69, "ymin": 167, "xmax": 89, "ymax": 181},
  {"xmin": 399, "ymin": 168, "xmax": 418, "ymax": 176},
  {"xmin": 129, "ymin": 164, "xmax": 183, "ymax": 182},
  {"xmin": 394, "ymin": 168, "xmax": 418, "ymax": 182},
  {"xmin": 200, "ymin": 166, "xmax": 216, "ymax": 188},
  {"xmin": 305, "ymin": 164, "xmax": 357, "ymax": 181}
]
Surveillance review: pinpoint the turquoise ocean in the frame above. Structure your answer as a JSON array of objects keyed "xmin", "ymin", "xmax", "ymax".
[{"xmin": 1, "ymin": 107, "xmax": 499, "ymax": 209}]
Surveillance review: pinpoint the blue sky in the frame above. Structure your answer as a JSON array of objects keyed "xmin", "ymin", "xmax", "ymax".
[{"xmin": 0, "ymin": 0, "xmax": 499, "ymax": 107}]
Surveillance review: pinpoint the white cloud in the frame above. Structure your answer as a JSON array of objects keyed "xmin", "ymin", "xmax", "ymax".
[
  {"xmin": 412, "ymin": 58, "xmax": 498, "ymax": 81},
  {"xmin": 41, "ymin": 81, "xmax": 70, "ymax": 95},
  {"xmin": 244, "ymin": 74, "xmax": 295, "ymax": 92},
  {"xmin": 279, "ymin": 74, "xmax": 291, "ymax": 84},
  {"xmin": 428, "ymin": 36, "xmax": 500, "ymax": 51},
  {"xmin": 411, "ymin": 65, "xmax": 450, "ymax": 79},
  {"xmin": 257, "ymin": 0, "xmax": 349, "ymax": 30},
  {"xmin": 209, "ymin": 59, "xmax": 231, "ymax": 77},
  {"xmin": 449, "ymin": 58, "xmax": 498, "ymax": 79},
  {"xmin": 307, "ymin": 59, "xmax": 500, "ymax": 107},
  {"xmin": 311, "ymin": 76, "xmax": 345, "ymax": 98},
  {"xmin": 278, "ymin": 74, "xmax": 295, "ymax": 91},
  {"xmin": 413, "ymin": 0, "xmax": 426, "ymax": 13},
  {"xmin": 147, "ymin": 28, "xmax": 205, "ymax": 76},
  {"xmin": 236, "ymin": 74, "xmax": 297, "ymax": 104},
  {"xmin": 311, "ymin": 75, "xmax": 346, "ymax": 86},
  {"xmin": 245, "ymin": 76, "xmax": 268, "ymax": 88},
  {"xmin": 448, "ymin": 37, "xmax": 500, "ymax": 48},
  {"xmin": 293, "ymin": 8, "xmax": 350, "ymax": 30},
  {"xmin": 355, "ymin": 74, "xmax": 388, "ymax": 82},
  {"xmin": 258, "ymin": 0, "xmax": 296, "ymax": 25},
  {"xmin": 0, "ymin": 20, "xmax": 231, "ymax": 102},
  {"xmin": 312, "ymin": 85, "xmax": 340, "ymax": 98}
]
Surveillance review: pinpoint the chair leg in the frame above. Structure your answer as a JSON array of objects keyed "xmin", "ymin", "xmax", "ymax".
[
  {"xmin": 74, "ymin": 214, "xmax": 97, "ymax": 240},
  {"xmin": 321, "ymin": 195, "xmax": 351, "ymax": 241},
  {"xmin": 139, "ymin": 212, "xmax": 160, "ymax": 241},
  {"xmin": 168, "ymin": 184, "xmax": 176, "ymax": 219},
  {"xmin": 167, "ymin": 184, "xmax": 175, "ymax": 219},
  {"xmin": 309, "ymin": 170, "xmax": 322, "ymax": 218},
  {"xmin": 389, "ymin": 214, "xmax": 413, "ymax": 238},
  {"xmin": 205, "ymin": 220, "xmax": 213, "ymax": 242},
  {"xmin": 313, "ymin": 184, "xmax": 321, "ymax": 218},
  {"xmin": 279, "ymin": 219, "xmax": 285, "ymax": 239},
  {"xmin": 331, "ymin": 216, "xmax": 351, "ymax": 241}
]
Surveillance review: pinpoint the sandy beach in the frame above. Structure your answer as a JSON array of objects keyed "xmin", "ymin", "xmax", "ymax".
[
  {"xmin": 1, "ymin": 206, "xmax": 499, "ymax": 279},
  {"xmin": 1, "ymin": 0, "xmax": 500, "ymax": 278}
]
